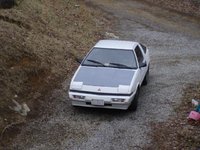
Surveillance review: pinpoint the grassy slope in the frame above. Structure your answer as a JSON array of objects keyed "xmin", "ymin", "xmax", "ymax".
[{"xmin": 0, "ymin": 0, "xmax": 109, "ymax": 139}]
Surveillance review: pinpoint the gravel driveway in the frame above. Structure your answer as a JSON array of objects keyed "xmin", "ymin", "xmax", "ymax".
[{"xmin": 9, "ymin": 0, "xmax": 200, "ymax": 149}]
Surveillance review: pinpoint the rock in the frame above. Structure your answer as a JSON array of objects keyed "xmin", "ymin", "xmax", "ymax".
[
  {"xmin": 21, "ymin": 103, "xmax": 30, "ymax": 116},
  {"xmin": 192, "ymin": 99, "xmax": 199, "ymax": 106},
  {"xmin": 9, "ymin": 99, "xmax": 22, "ymax": 112},
  {"xmin": 105, "ymin": 32, "xmax": 119, "ymax": 39},
  {"xmin": 9, "ymin": 100, "xmax": 30, "ymax": 116},
  {"xmin": 75, "ymin": 4, "xmax": 80, "ymax": 7}
]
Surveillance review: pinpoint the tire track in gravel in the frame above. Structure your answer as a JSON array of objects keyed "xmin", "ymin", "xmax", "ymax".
[{"xmin": 9, "ymin": 0, "xmax": 200, "ymax": 149}]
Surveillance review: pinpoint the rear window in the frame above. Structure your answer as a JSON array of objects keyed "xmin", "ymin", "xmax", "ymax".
[{"xmin": 82, "ymin": 48, "xmax": 137, "ymax": 69}]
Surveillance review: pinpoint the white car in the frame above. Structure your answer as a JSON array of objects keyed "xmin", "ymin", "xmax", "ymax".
[{"xmin": 69, "ymin": 40, "xmax": 150, "ymax": 110}]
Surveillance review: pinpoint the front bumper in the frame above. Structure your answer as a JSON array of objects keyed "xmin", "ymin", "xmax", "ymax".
[{"xmin": 69, "ymin": 91, "xmax": 135, "ymax": 110}]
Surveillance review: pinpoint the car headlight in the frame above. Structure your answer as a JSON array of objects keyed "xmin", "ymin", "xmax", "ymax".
[
  {"xmin": 73, "ymin": 95, "xmax": 85, "ymax": 99},
  {"xmin": 111, "ymin": 98, "xmax": 125, "ymax": 102}
]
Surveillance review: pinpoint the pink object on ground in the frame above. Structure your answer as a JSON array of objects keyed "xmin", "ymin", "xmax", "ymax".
[{"xmin": 188, "ymin": 111, "xmax": 200, "ymax": 121}]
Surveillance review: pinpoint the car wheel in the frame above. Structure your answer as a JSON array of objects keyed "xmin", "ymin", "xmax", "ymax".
[
  {"xmin": 142, "ymin": 66, "xmax": 149, "ymax": 86},
  {"xmin": 128, "ymin": 87, "xmax": 140, "ymax": 111}
]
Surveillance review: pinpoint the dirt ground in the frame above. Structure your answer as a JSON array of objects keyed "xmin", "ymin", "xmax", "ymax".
[
  {"xmin": 149, "ymin": 83, "xmax": 200, "ymax": 149},
  {"xmin": 1, "ymin": 0, "xmax": 200, "ymax": 150}
]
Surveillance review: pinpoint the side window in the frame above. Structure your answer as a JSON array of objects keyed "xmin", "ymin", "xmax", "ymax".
[
  {"xmin": 135, "ymin": 45, "xmax": 144, "ymax": 64},
  {"xmin": 140, "ymin": 43, "xmax": 147, "ymax": 54}
]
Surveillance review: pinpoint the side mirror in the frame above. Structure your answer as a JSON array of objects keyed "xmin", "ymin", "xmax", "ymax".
[
  {"xmin": 75, "ymin": 58, "xmax": 83, "ymax": 64},
  {"xmin": 139, "ymin": 61, "xmax": 147, "ymax": 68}
]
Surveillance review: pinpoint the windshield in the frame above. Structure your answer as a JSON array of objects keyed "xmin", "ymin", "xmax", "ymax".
[{"xmin": 82, "ymin": 48, "xmax": 137, "ymax": 69}]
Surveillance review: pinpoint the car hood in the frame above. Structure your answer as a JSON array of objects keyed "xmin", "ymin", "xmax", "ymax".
[{"xmin": 71, "ymin": 66, "xmax": 135, "ymax": 93}]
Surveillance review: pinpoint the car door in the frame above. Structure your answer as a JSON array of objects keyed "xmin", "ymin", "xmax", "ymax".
[{"xmin": 134, "ymin": 45, "xmax": 147, "ymax": 84}]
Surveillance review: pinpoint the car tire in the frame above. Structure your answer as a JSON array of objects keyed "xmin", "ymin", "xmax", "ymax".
[
  {"xmin": 142, "ymin": 66, "xmax": 149, "ymax": 86},
  {"xmin": 128, "ymin": 87, "xmax": 140, "ymax": 111}
]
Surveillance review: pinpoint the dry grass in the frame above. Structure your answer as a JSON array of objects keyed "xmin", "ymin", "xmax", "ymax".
[
  {"xmin": 0, "ymin": 0, "xmax": 110, "ymax": 145},
  {"xmin": 140, "ymin": 0, "xmax": 200, "ymax": 18},
  {"xmin": 148, "ymin": 83, "xmax": 200, "ymax": 150}
]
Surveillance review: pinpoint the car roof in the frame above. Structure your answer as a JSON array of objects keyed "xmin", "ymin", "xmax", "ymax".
[{"xmin": 94, "ymin": 40, "xmax": 138, "ymax": 50}]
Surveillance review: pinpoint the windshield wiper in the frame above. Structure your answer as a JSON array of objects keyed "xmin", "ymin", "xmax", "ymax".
[
  {"xmin": 109, "ymin": 62, "xmax": 134, "ymax": 69},
  {"xmin": 86, "ymin": 59, "xmax": 105, "ymax": 67}
]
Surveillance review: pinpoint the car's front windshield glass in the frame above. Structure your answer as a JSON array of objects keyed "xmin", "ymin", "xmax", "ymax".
[{"xmin": 82, "ymin": 48, "xmax": 137, "ymax": 69}]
